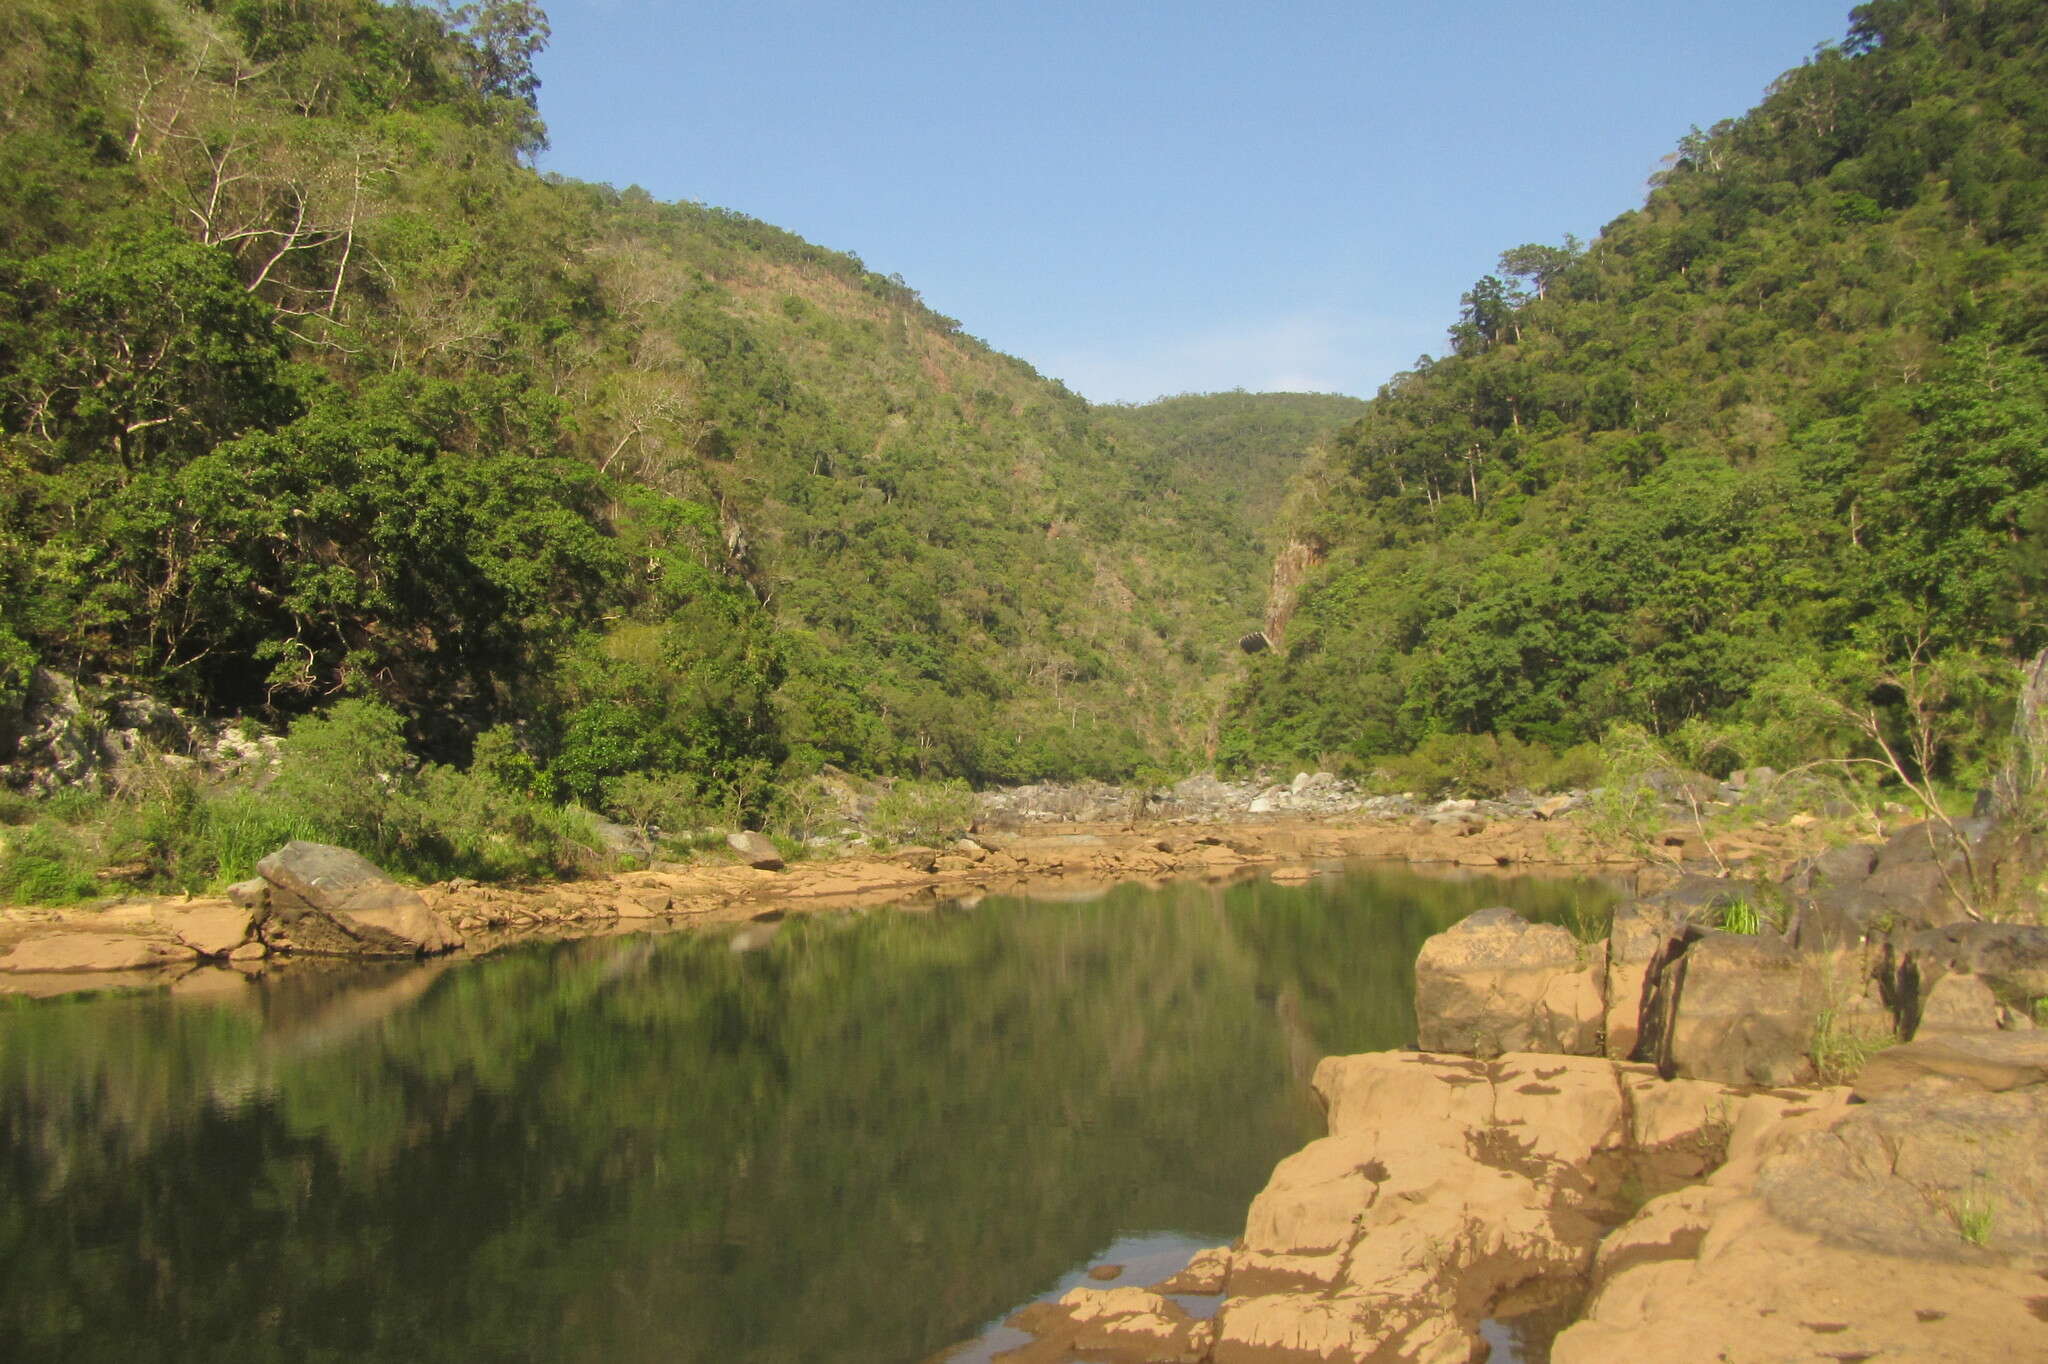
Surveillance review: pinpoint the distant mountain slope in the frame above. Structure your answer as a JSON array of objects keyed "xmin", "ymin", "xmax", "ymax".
[
  {"xmin": 1227, "ymin": 0, "xmax": 2048, "ymax": 782},
  {"xmin": 0, "ymin": 0, "xmax": 1334, "ymax": 805}
]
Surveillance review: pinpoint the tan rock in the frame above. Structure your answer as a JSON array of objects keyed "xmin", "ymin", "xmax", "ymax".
[
  {"xmin": 1852, "ymin": 1030, "xmax": 2048, "ymax": 1099},
  {"xmin": 1414, "ymin": 908, "xmax": 1605, "ymax": 1056},
  {"xmin": 1216, "ymin": 1051, "xmax": 1764, "ymax": 1364},
  {"xmin": 154, "ymin": 900, "xmax": 254, "ymax": 957},
  {"xmin": 1602, "ymin": 901, "xmax": 1678, "ymax": 1061},
  {"xmin": 1151, "ymin": 1245, "xmax": 1231, "ymax": 1295},
  {"xmin": 0, "ymin": 934, "xmax": 198, "ymax": 973},
  {"xmin": 1914, "ymin": 971, "xmax": 2003, "ymax": 1035},
  {"xmin": 1555, "ymin": 1075, "xmax": 2047, "ymax": 1363},
  {"xmin": 1652, "ymin": 931, "xmax": 1816, "ymax": 1086},
  {"xmin": 1009, "ymin": 1286, "xmax": 1210, "ymax": 1363}
]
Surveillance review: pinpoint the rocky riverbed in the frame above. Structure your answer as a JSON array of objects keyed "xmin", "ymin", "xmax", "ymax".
[
  {"xmin": 1, "ymin": 791, "xmax": 1840, "ymax": 998},
  {"xmin": 991, "ymin": 812, "xmax": 2048, "ymax": 1364}
]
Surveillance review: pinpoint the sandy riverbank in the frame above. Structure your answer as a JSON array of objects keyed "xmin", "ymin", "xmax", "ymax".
[{"xmin": 0, "ymin": 811, "xmax": 1834, "ymax": 995}]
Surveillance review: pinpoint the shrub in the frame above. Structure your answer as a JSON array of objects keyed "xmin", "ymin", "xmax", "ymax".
[
  {"xmin": 1369, "ymin": 732, "xmax": 1597, "ymax": 799},
  {"xmin": 271, "ymin": 699, "xmax": 414, "ymax": 855},
  {"xmin": 868, "ymin": 779, "xmax": 975, "ymax": 845}
]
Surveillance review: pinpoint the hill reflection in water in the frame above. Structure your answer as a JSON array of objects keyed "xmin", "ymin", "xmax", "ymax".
[{"xmin": 0, "ymin": 863, "xmax": 1619, "ymax": 1362}]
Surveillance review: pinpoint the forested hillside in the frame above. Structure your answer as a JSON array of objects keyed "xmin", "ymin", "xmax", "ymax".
[
  {"xmin": 1228, "ymin": 0, "xmax": 2048, "ymax": 788},
  {"xmin": 0, "ymin": 0, "xmax": 1354, "ymax": 836}
]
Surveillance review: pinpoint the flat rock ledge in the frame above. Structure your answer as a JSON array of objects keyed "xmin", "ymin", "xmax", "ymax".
[{"xmin": 1006, "ymin": 1037, "xmax": 2048, "ymax": 1363}]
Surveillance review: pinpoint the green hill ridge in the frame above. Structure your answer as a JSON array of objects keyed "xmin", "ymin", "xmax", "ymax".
[
  {"xmin": 1225, "ymin": 0, "xmax": 2048, "ymax": 790},
  {"xmin": 0, "ymin": 0, "xmax": 1350, "ymax": 833}
]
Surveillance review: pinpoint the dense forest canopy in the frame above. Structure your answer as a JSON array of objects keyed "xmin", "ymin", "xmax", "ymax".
[
  {"xmin": 1225, "ymin": 0, "xmax": 2048, "ymax": 788},
  {"xmin": 2, "ymin": 0, "xmax": 2042, "ymax": 855},
  {"xmin": 0, "ymin": 0, "xmax": 1347, "ymax": 825}
]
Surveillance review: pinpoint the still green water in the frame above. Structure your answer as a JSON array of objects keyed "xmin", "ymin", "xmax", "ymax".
[{"xmin": 0, "ymin": 863, "xmax": 1618, "ymax": 1363}]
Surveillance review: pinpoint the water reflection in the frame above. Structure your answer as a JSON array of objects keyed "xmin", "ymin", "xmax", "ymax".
[{"xmin": 0, "ymin": 863, "xmax": 1617, "ymax": 1362}]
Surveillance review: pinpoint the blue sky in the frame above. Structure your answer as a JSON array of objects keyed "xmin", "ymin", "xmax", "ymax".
[{"xmin": 534, "ymin": 1, "xmax": 1856, "ymax": 403}]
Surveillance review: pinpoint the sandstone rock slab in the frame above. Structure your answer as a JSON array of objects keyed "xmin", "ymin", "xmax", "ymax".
[
  {"xmin": 1652, "ymin": 931, "xmax": 1815, "ymax": 1086},
  {"xmin": 153, "ymin": 900, "xmax": 255, "ymax": 957},
  {"xmin": 1210, "ymin": 1051, "xmax": 1768, "ymax": 1364},
  {"xmin": 1852, "ymin": 1030, "xmax": 2048, "ymax": 1099},
  {"xmin": 1555, "ymin": 1069, "xmax": 2048, "ymax": 1363},
  {"xmin": 1414, "ymin": 907, "xmax": 1605, "ymax": 1057},
  {"xmin": 0, "ymin": 933, "xmax": 198, "ymax": 973}
]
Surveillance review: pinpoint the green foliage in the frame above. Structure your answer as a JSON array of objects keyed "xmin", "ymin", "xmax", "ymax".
[
  {"xmin": 1953, "ymin": 1192, "xmax": 1994, "ymax": 1248},
  {"xmin": 1369, "ymin": 732, "xmax": 1600, "ymax": 798},
  {"xmin": 1717, "ymin": 898, "xmax": 1762, "ymax": 935},
  {"xmin": 1228, "ymin": 0, "xmax": 2048, "ymax": 781},
  {"xmin": 1809, "ymin": 1003, "xmax": 1896, "ymax": 1086},
  {"xmin": 867, "ymin": 779, "xmax": 976, "ymax": 846},
  {"xmin": 0, "ymin": 0, "xmax": 1375, "ymax": 794},
  {"xmin": 0, "ymin": 820, "xmax": 101, "ymax": 905},
  {"xmin": 601, "ymin": 769, "xmax": 708, "ymax": 838}
]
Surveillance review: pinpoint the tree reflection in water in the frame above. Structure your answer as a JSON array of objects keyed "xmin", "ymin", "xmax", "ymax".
[{"xmin": 0, "ymin": 864, "xmax": 1617, "ymax": 1363}]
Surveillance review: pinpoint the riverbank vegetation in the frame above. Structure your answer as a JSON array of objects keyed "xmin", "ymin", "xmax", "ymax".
[
  {"xmin": 1226, "ymin": 0, "xmax": 2048, "ymax": 800},
  {"xmin": 0, "ymin": 0, "xmax": 1342, "ymax": 825},
  {"xmin": 4, "ymin": 0, "xmax": 2046, "ymax": 904}
]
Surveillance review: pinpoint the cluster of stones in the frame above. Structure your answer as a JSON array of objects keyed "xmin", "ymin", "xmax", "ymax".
[
  {"xmin": 972, "ymin": 773, "xmax": 1588, "ymax": 827},
  {"xmin": 1004, "ymin": 814, "xmax": 2048, "ymax": 1363}
]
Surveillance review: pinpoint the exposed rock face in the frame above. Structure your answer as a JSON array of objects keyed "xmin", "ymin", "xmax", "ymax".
[
  {"xmin": 1152, "ymin": 1246, "xmax": 1231, "ymax": 1295},
  {"xmin": 1785, "ymin": 817, "xmax": 1993, "ymax": 946},
  {"xmin": 0, "ymin": 933, "xmax": 198, "ymax": 973},
  {"xmin": 254, "ymin": 841, "xmax": 462, "ymax": 956},
  {"xmin": 1602, "ymin": 900, "xmax": 1689, "ymax": 1060},
  {"xmin": 1207, "ymin": 1051, "xmax": 1770, "ymax": 1364},
  {"xmin": 725, "ymin": 831, "xmax": 785, "ymax": 871},
  {"xmin": 1851, "ymin": 1030, "xmax": 2048, "ymax": 1099},
  {"xmin": 1645, "ymin": 931, "xmax": 1817, "ymax": 1086},
  {"xmin": 0, "ymin": 667, "xmax": 280, "ymax": 796},
  {"xmin": 1553, "ymin": 1037, "xmax": 2048, "ymax": 1363},
  {"xmin": 1414, "ymin": 908, "xmax": 1605, "ymax": 1056},
  {"xmin": 1895, "ymin": 920, "xmax": 2048, "ymax": 1035}
]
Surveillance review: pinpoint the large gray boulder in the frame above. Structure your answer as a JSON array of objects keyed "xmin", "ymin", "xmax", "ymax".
[
  {"xmin": 726, "ymin": 830, "xmax": 784, "ymax": 870},
  {"xmin": 1788, "ymin": 820, "xmax": 1993, "ymax": 947},
  {"xmin": 1414, "ymin": 907, "xmax": 1605, "ymax": 1057},
  {"xmin": 254, "ymin": 841, "xmax": 462, "ymax": 956}
]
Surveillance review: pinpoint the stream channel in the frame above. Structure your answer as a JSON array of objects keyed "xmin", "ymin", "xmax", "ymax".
[{"xmin": 1, "ymin": 861, "xmax": 1623, "ymax": 1363}]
